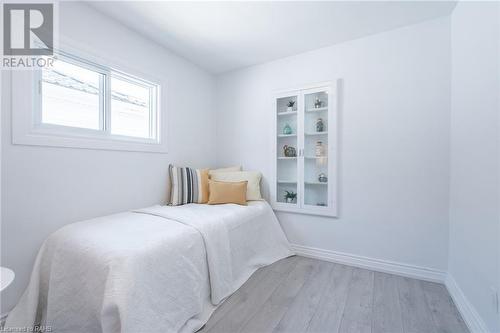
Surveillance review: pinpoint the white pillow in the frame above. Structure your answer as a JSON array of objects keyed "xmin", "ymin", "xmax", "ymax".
[
  {"xmin": 209, "ymin": 166, "xmax": 242, "ymax": 177},
  {"xmin": 210, "ymin": 171, "xmax": 263, "ymax": 201}
]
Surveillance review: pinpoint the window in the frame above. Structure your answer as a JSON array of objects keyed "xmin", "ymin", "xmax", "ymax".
[
  {"xmin": 41, "ymin": 59, "xmax": 103, "ymax": 130},
  {"xmin": 37, "ymin": 53, "xmax": 160, "ymax": 143},
  {"xmin": 12, "ymin": 49, "xmax": 166, "ymax": 153},
  {"xmin": 110, "ymin": 75, "xmax": 156, "ymax": 139}
]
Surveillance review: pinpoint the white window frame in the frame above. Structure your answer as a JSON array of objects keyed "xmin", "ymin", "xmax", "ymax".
[{"xmin": 12, "ymin": 48, "xmax": 168, "ymax": 153}]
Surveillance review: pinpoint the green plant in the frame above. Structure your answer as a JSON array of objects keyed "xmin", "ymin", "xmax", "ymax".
[
  {"xmin": 284, "ymin": 191, "xmax": 297, "ymax": 199},
  {"xmin": 287, "ymin": 100, "xmax": 295, "ymax": 108}
]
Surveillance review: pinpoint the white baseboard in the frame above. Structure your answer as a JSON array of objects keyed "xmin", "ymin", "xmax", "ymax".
[
  {"xmin": 445, "ymin": 275, "xmax": 490, "ymax": 333},
  {"xmin": 291, "ymin": 244, "xmax": 446, "ymax": 283}
]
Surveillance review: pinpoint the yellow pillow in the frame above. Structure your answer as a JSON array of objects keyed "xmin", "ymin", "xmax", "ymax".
[
  {"xmin": 210, "ymin": 171, "xmax": 263, "ymax": 201},
  {"xmin": 208, "ymin": 180, "xmax": 248, "ymax": 205}
]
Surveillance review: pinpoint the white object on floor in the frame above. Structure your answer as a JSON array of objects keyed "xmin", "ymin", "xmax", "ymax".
[
  {"xmin": 0, "ymin": 267, "xmax": 15, "ymax": 292},
  {"xmin": 5, "ymin": 201, "xmax": 292, "ymax": 333}
]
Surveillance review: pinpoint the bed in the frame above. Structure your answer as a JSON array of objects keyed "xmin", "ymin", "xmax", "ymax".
[{"xmin": 5, "ymin": 201, "xmax": 293, "ymax": 333}]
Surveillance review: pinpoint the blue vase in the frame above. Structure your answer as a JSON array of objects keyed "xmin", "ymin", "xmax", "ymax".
[{"xmin": 283, "ymin": 124, "xmax": 292, "ymax": 135}]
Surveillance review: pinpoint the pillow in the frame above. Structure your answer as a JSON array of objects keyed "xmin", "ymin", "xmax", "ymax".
[
  {"xmin": 208, "ymin": 166, "xmax": 242, "ymax": 177},
  {"xmin": 168, "ymin": 164, "xmax": 209, "ymax": 206},
  {"xmin": 210, "ymin": 171, "xmax": 263, "ymax": 201},
  {"xmin": 208, "ymin": 180, "xmax": 247, "ymax": 205}
]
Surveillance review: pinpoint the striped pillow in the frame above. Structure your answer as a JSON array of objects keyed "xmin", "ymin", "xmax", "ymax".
[{"xmin": 168, "ymin": 165, "xmax": 209, "ymax": 205}]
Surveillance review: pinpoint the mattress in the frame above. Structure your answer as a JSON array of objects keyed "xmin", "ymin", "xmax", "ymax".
[{"xmin": 5, "ymin": 201, "xmax": 293, "ymax": 333}]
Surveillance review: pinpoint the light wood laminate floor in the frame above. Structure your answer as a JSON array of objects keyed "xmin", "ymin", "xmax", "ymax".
[{"xmin": 200, "ymin": 256, "xmax": 469, "ymax": 333}]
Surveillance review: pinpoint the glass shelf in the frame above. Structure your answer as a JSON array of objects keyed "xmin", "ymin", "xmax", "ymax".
[
  {"xmin": 305, "ymin": 107, "xmax": 328, "ymax": 113},
  {"xmin": 305, "ymin": 132, "xmax": 328, "ymax": 136},
  {"xmin": 277, "ymin": 111, "xmax": 297, "ymax": 117},
  {"xmin": 305, "ymin": 156, "xmax": 328, "ymax": 160}
]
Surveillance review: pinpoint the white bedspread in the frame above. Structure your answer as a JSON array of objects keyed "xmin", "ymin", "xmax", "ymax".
[{"xmin": 5, "ymin": 201, "xmax": 292, "ymax": 333}]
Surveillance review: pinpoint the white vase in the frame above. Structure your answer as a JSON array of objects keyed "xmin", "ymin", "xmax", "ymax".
[
  {"xmin": 315, "ymin": 141, "xmax": 325, "ymax": 156},
  {"xmin": 287, "ymin": 107, "xmax": 293, "ymax": 112}
]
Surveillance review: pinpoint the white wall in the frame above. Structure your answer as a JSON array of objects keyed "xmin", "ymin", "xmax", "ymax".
[
  {"xmin": 449, "ymin": 2, "xmax": 500, "ymax": 332},
  {"xmin": 215, "ymin": 18, "xmax": 451, "ymax": 271},
  {"xmin": 1, "ymin": 2, "xmax": 216, "ymax": 314}
]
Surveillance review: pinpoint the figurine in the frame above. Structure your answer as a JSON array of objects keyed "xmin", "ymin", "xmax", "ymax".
[
  {"xmin": 314, "ymin": 98, "xmax": 323, "ymax": 108},
  {"xmin": 318, "ymin": 173, "xmax": 328, "ymax": 183},
  {"xmin": 316, "ymin": 118, "xmax": 324, "ymax": 132},
  {"xmin": 283, "ymin": 124, "xmax": 292, "ymax": 135}
]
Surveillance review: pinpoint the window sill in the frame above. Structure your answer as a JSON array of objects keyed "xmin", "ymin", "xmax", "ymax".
[{"xmin": 13, "ymin": 128, "xmax": 168, "ymax": 153}]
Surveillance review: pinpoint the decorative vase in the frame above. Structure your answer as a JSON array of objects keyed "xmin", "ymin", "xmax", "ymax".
[
  {"xmin": 283, "ymin": 124, "xmax": 292, "ymax": 135},
  {"xmin": 286, "ymin": 197, "xmax": 294, "ymax": 203},
  {"xmin": 318, "ymin": 173, "xmax": 328, "ymax": 183},
  {"xmin": 315, "ymin": 141, "xmax": 325, "ymax": 157},
  {"xmin": 283, "ymin": 145, "xmax": 297, "ymax": 157},
  {"xmin": 316, "ymin": 118, "xmax": 324, "ymax": 132},
  {"xmin": 287, "ymin": 106, "xmax": 293, "ymax": 112}
]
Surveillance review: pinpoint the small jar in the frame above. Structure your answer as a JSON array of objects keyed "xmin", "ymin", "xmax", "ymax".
[{"xmin": 315, "ymin": 141, "xmax": 325, "ymax": 157}]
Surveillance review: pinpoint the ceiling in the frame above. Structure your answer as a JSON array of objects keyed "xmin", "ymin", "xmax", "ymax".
[{"xmin": 89, "ymin": 1, "xmax": 456, "ymax": 74}]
